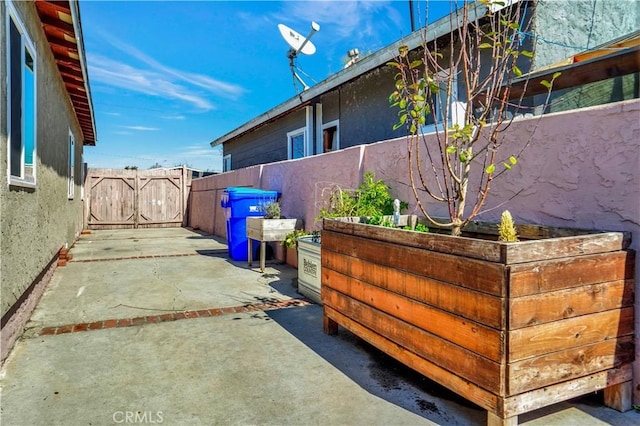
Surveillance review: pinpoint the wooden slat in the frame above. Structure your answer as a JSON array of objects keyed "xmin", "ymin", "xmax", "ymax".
[
  {"xmin": 503, "ymin": 233, "xmax": 632, "ymax": 264},
  {"xmin": 509, "ymin": 280, "xmax": 634, "ymax": 329},
  {"xmin": 323, "ymin": 230, "xmax": 507, "ymax": 296},
  {"xmin": 323, "ymin": 251, "xmax": 506, "ymax": 329},
  {"xmin": 509, "ymin": 251, "xmax": 635, "ymax": 297},
  {"xmin": 246, "ymin": 217, "xmax": 300, "ymax": 242},
  {"xmin": 508, "ymin": 307, "xmax": 634, "ymax": 361},
  {"xmin": 507, "ymin": 336, "xmax": 634, "ymax": 394},
  {"xmin": 324, "ymin": 219, "xmax": 504, "ymax": 262},
  {"xmin": 323, "ymin": 286, "xmax": 505, "ymax": 394},
  {"xmin": 501, "ymin": 365, "xmax": 632, "ymax": 418},
  {"xmin": 324, "ymin": 267, "xmax": 504, "ymax": 361},
  {"xmin": 323, "ymin": 305, "xmax": 501, "ymax": 413}
]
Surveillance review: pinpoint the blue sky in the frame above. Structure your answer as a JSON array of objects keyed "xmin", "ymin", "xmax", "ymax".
[{"xmin": 81, "ymin": 0, "xmax": 454, "ymax": 171}]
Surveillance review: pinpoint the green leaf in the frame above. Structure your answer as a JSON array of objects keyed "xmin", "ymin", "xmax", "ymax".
[
  {"xmin": 446, "ymin": 146, "xmax": 457, "ymax": 154},
  {"xmin": 503, "ymin": 163, "xmax": 512, "ymax": 170},
  {"xmin": 540, "ymin": 80, "xmax": 552, "ymax": 89},
  {"xmin": 509, "ymin": 22, "xmax": 520, "ymax": 30},
  {"xmin": 479, "ymin": 42, "xmax": 493, "ymax": 49},
  {"xmin": 553, "ymin": 71, "xmax": 562, "ymax": 79},
  {"xmin": 521, "ymin": 50, "xmax": 534, "ymax": 58},
  {"xmin": 509, "ymin": 156, "xmax": 518, "ymax": 165},
  {"xmin": 485, "ymin": 164, "xmax": 496, "ymax": 174},
  {"xmin": 410, "ymin": 60, "xmax": 423, "ymax": 69},
  {"xmin": 513, "ymin": 65, "xmax": 523, "ymax": 77}
]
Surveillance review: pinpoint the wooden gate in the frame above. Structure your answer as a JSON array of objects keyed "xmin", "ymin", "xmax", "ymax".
[{"xmin": 85, "ymin": 167, "xmax": 191, "ymax": 229}]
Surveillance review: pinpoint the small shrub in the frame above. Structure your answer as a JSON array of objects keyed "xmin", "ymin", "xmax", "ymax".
[{"xmin": 264, "ymin": 202, "xmax": 281, "ymax": 219}]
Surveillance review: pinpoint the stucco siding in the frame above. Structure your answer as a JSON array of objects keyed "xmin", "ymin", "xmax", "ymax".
[{"xmin": 1, "ymin": 1, "xmax": 85, "ymax": 321}]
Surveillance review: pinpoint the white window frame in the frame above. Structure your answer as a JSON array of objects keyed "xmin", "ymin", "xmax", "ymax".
[
  {"xmin": 223, "ymin": 154, "xmax": 231, "ymax": 172},
  {"xmin": 68, "ymin": 130, "xmax": 75, "ymax": 199},
  {"xmin": 322, "ymin": 119, "xmax": 340, "ymax": 153},
  {"xmin": 287, "ymin": 127, "xmax": 308, "ymax": 160},
  {"xmin": 6, "ymin": 1, "xmax": 37, "ymax": 188},
  {"xmin": 421, "ymin": 68, "xmax": 465, "ymax": 135}
]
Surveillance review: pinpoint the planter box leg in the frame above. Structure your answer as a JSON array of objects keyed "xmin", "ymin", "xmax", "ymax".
[
  {"xmin": 487, "ymin": 412, "xmax": 517, "ymax": 426},
  {"xmin": 323, "ymin": 310, "xmax": 338, "ymax": 335},
  {"xmin": 604, "ymin": 380, "xmax": 633, "ymax": 412}
]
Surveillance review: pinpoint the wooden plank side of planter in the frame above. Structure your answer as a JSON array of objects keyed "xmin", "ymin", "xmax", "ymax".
[
  {"xmin": 503, "ymin": 232, "xmax": 631, "ymax": 264},
  {"xmin": 323, "ymin": 230, "xmax": 507, "ymax": 296},
  {"xmin": 324, "ymin": 267, "xmax": 504, "ymax": 361},
  {"xmin": 323, "ymin": 305, "xmax": 501, "ymax": 413},
  {"xmin": 508, "ymin": 307, "xmax": 634, "ymax": 361},
  {"xmin": 507, "ymin": 335, "xmax": 634, "ymax": 395},
  {"xmin": 323, "ymin": 250, "xmax": 506, "ymax": 329},
  {"xmin": 324, "ymin": 219, "xmax": 505, "ymax": 262},
  {"xmin": 323, "ymin": 286, "xmax": 505, "ymax": 394},
  {"xmin": 246, "ymin": 217, "xmax": 300, "ymax": 241},
  {"xmin": 509, "ymin": 279, "xmax": 635, "ymax": 329},
  {"xmin": 501, "ymin": 365, "xmax": 633, "ymax": 418},
  {"xmin": 509, "ymin": 251, "xmax": 635, "ymax": 297}
]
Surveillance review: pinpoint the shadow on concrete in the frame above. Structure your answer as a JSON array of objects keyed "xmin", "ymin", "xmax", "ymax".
[{"xmin": 266, "ymin": 303, "xmax": 485, "ymax": 425}]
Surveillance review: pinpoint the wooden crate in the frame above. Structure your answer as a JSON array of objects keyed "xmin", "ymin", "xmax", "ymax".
[{"xmin": 321, "ymin": 219, "xmax": 635, "ymax": 425}]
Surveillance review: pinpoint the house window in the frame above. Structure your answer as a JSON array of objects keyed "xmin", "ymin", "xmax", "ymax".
[
  {"xmin": 422, "ymin": 68, "xmax": 464, "ymax": 134},
  {"xmin": 223, "ymin": 154, "xmax": 231, "ymax": 172},
  {"xmin": 287, "ymin": 127, "xmax": 307, "ymax": 160},
  {"xmin": 322, "ymin": 120, "xmax": 339, "ymax": 153},
  {"xmin": 68, "ymin": 131, "xmax": 75, "ymax": 199},
  {"xmin": 6, "ymin": 4, "xmax": 37, "ymax": 187}
]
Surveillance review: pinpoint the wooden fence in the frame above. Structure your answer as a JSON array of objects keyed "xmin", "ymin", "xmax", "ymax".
[{"xmin": 84, "ymin": 167, "xmax": 192, "ymax": 229}]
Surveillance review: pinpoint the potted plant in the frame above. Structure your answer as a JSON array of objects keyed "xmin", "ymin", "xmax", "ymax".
[
  {"xmin": 281, "ymin": 229, "xmax": 310, "ymax": 268},
  {"xmin": 321, "ymin": 1, "xmax": 634, "ymax": 424}
]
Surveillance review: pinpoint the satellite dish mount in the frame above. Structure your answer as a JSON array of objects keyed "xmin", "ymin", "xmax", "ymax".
[{"xmin": 278, "ymin": 21, "xmax": 320, "ymax": 92}]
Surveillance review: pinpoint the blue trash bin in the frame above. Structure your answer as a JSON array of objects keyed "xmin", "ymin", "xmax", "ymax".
[{"xmin": 220, "ymin": 187, "xmax": 280, "ymax": 261}]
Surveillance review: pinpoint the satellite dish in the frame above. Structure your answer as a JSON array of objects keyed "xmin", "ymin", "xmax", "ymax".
[
  {"xmin": 278, "ymin": 21, "xmax": 320, "ymax": 92},
  {"xmin": 278, "ymin": 23, "xmax": 318, "ymax": 55}
]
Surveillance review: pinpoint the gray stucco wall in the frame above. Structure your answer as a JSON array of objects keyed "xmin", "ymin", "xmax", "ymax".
[
  {"xmin": 1, "ymin": 1, "xmax": 86, "ymax": 319},
  {"xmin": 532, "ymin": 0, "xmax": 639, "ymax": 69}
]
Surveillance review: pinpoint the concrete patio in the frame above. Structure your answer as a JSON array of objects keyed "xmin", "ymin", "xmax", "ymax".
[{"xmin": 1, "ymin": 228, "xmax": 637, "ymax": 425}]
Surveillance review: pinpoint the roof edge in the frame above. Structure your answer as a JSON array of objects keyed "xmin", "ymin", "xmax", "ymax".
[
  {"xmin": 69, "ymin": 0, "xmax": 97, "ymax": 145},
  {"xmin": 210, "ymin": 2, "xmax": 490, "ymax": 147}
]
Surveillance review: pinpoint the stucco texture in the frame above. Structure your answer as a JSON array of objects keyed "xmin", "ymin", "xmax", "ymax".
[{"xmin": 1, "ymin": 1, "xmax": 86, "ymax": 320}]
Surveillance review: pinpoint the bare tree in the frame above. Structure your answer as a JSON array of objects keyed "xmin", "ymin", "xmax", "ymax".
[{"xmin": 389, "ymin": 0, "xmax": 558, "ymax": 235}]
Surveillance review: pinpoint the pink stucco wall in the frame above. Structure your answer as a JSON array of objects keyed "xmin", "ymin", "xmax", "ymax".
[{"xmin": 190, "ymin": 99, "xmax": 640, "ymax": 401}]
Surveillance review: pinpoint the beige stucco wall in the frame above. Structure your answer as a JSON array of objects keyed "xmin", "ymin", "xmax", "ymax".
[
  {"xmin": 189, "ymin": 99, "xmax": 640, "ymax": 402},
  {"xmin": 1, "ymin": 1, "xmax": 86, "ymax": 357}
]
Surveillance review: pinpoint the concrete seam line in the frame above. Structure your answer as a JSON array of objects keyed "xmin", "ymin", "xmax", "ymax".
[{"xmin": 36, "ymin": 298, "xmax": 313, "ymax": 337}]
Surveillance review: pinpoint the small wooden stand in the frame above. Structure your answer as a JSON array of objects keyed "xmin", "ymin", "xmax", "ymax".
[{"xmin": 246, "ymin": 217, "xmax": 301, "ymax": 272}]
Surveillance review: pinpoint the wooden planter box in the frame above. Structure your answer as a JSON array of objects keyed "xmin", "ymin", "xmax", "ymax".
[
  {"xmin": 321, "ymin": 219, "xmax": 635, "ymax": 425},
  {"xmin": 246, "ymin": 217, "xmax": 301, "ymax": 272}
]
